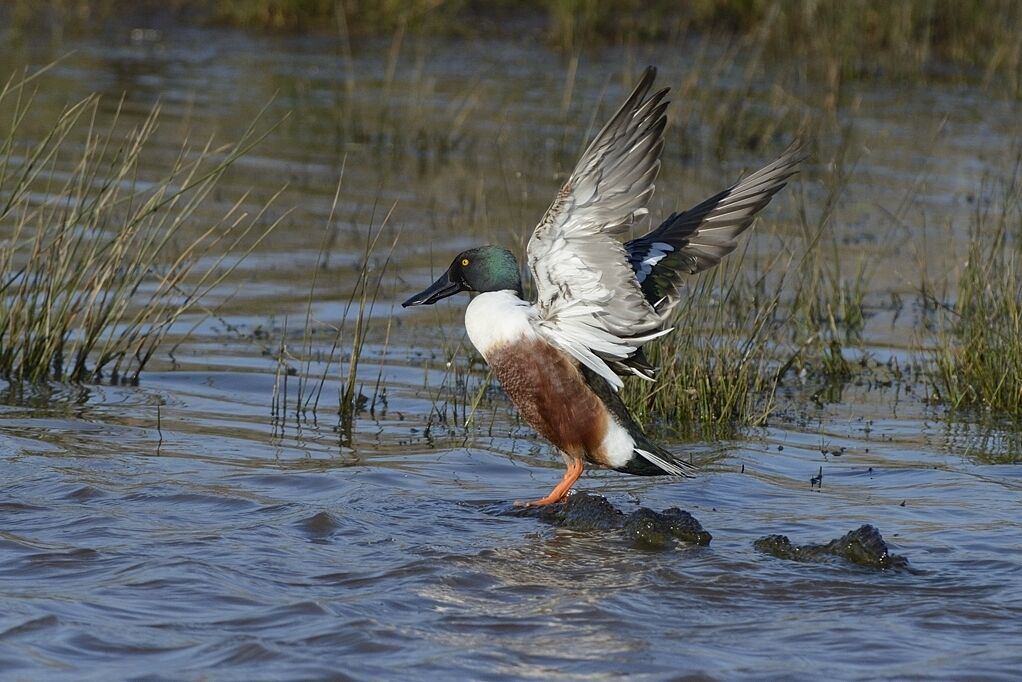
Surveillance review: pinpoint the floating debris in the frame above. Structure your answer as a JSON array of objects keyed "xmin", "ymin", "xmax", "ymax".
[
  {"xmin": 810, "ymin": 466, "xmax": 824, "ymax": 488},
  {"xmin": 754, "ymin": 524, "xmax": 909, "ymax": 570}
]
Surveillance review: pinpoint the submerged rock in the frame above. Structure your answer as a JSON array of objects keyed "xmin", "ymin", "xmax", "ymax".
[
  {"xmin": 512, "ymin": 492, "xmax": 711, "ymax": 549},
  {"xmin": 754, "ymin": 524, "xmax": 909, "ymax": 570}
]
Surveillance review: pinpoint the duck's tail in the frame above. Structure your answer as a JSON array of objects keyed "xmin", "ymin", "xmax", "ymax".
[
  {"xmin": 622, "ymin": 442, "xmax": 696, "ymax": 477},
  {"xmin": 579, "ymin": 365, "xmax": 696, "ymax": 477}
]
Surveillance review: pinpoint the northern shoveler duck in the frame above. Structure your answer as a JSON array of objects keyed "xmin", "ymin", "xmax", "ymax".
[{"xmin": 403, "ymin": 66, "xmax": 802, "ymax": 507}]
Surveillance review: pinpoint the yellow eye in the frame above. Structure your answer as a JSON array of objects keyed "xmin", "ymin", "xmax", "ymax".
[{"xmin": 461, "ymin": 258, "xmax": 470, "ymax": 267}]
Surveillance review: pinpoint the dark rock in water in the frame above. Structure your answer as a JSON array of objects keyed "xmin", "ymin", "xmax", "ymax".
[
  {"xmin": 623, "ymin": 508, "xmax": 713, "ymax": 549},
  {"xmin": 754, "ymin": 535, "xmax": 804, "ymax": 561},
  {"xmin": 754, "ymin": 524, "xmax": 908, "ymax": 570},
  {"xmin": 513, "ymin": 492, "xmax": 711, "ymax": 549},
  {"xmin": 528, "ymin": 492, "xmax": 623, "ymax": 531},
  {"xmin": 829, "ymin": 525, "xmax": 909, "ymax": 569}
]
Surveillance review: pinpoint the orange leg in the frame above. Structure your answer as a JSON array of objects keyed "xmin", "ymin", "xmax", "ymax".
[{"xmin": 515, "ymin": 457, "xmax": 584, "ymax": 508}]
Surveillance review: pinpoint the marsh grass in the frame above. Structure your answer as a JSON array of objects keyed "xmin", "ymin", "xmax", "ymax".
[
  {"xmin": 783, "ymin": 138, "xmax": 869, "ymax": 383},
  {"xmin": 269, "ymin": 173, "xmax": 400, "ymax": 440},
  {"xmin": 552, "ymin": 1, "xmax": 1022, "ymax": 82},
  {"xmin": 928, "ymin": 155, "xmax": 1022, "ymax": 416},
  {"xmin": 0, "ymin": 69, "xmax": 283, "ymax": 384},
  {"xmin": 335, "ymin": 203, "xmax": 400, "ymax": 433},
  {"xmin": 619, "ymin": 257, "xmax": 782, "ymax": 440},
  {"xmin": 617, "ymin": 228, "xmax": 869, "ymax": 439}
]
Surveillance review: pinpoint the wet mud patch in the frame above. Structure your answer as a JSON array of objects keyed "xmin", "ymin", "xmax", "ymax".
[
  {"xmin": 754, "ymin": 525, "xmax": 910, "ymax": 571},
  {"xmin": 500, "ymin": 492, "xmax": 712, "ymax": 550}
]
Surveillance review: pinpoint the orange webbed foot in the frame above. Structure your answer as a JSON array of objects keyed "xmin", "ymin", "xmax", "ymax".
[
  {"xmin": 513, "ymin": 493, "xmax": 568, "ymax": 508},
  {"xmin": 515, "ymin": 458, "xmax": 584, "ymax": 508}
]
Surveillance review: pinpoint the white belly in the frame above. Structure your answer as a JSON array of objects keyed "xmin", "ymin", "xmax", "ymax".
[{"xmin": 464, "ymin": 290, "xmax": 538, "ymax": 358}]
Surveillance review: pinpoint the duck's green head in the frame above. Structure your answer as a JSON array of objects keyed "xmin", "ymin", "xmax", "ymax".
[{"xmin": 402, "ymin": 245, "xmax": 522, "ymax": 307}]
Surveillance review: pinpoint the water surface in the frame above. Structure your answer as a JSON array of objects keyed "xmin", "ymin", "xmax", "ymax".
[{"xmin": 1, "ymin": 21, "xmax": 1021, "ymax": 681}]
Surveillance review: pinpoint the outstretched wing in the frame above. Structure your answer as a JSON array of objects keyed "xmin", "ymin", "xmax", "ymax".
[
  {"xmin": 527, "ymin": 66, "xmax": 670, "ymax": 390},
  {"xmin": 627, "ymin": 140, "xmax": 804, "ymax": 314}
]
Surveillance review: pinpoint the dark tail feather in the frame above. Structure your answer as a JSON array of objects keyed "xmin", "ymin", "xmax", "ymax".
[{"xmin": 619, "ymin": 442, "xmax": 696, "ymax": 477}]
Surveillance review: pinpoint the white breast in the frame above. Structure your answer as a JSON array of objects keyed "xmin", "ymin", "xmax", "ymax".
[{"xmin": 464, "ymin": 291, "xmax": 537, "ymax": 358}]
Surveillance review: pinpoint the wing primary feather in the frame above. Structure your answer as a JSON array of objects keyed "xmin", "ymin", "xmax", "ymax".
[{"xmin": 526, "ymin": 65, "xmax": 802, "ymax": 390}]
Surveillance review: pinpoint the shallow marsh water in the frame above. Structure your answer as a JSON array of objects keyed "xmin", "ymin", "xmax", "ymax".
[{"xmin": 1, "ymin": 21, "xmax": 1021, "ymax": 681}]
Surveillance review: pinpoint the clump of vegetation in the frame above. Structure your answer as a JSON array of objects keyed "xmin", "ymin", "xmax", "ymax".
[
  {"xmin": 212, "ymin": 0, "xmax": 466, "ymax": 32},
  {"xmin": 617, "ymin": 231, "xmax": 869, "ymax": 439},
  {"xmin": 3, "ymin": 0, "xmax": 467, "ymax": 35},
  {"xmin": 620, "ymin": 257, "xmax": 781, "ymax": 440},
  {"xmin": 0, "ymin": 68, "xmax": 281, "ymax": 384},
  {"xmin": 929, "ymin": 156, "xmax": 1022, "ymax": 416}
]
